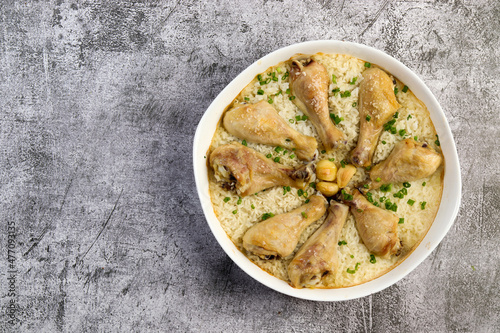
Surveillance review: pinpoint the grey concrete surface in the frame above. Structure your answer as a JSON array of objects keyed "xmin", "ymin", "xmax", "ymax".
[{"xmin": 0, "ymin": 0, "xmax": 498, "ymax": 332}]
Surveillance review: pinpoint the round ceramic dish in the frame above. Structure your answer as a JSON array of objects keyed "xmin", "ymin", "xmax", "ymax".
[{"xmin": 193, "ymin": 40, "xmax": 461, "ymax": 301}]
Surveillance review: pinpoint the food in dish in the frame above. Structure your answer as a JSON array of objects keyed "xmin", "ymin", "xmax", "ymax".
[
  {"xmin": 242, "ymin": 195, "xmax": 327, "ymax": 258},
  {"xmin": 223, "ymin": 100, "xmax": 317, "ymax": 161},
  {"xmin": 340, "ymin": 189, "xmax": 401, "ymax": 257},
  {"xmin": 207, "ymin": 53, "xmax": 443, "ymax": 288},
  {"xmin": 210, "ymin": 142, "xmax": 313, "ymax": 197},
  {"xmin": 290, "ymin": 57, "xmax": 345, "ymax": 151},
  {"xmin": 368, "ymin": 138, "xmax": 443, "ymax": 189},
  {"xmin": 288, "ymin": 201, "xmax": 349, "ymax": 288},
  {"xmin": 350, "ymin": 68, "xmax": 400, "ymax": 167}
]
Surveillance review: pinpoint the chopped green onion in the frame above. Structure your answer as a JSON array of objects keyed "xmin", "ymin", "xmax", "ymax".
[
  {"xmin": 402, "ymin": 85, "xmax": 409, "ymax": 93},
  {"xmin": 309, "ymin": 182, "xmax": 316, "ymax": 189},
  {"xmin": 349, "ymin": 77, "xmax": 358, "ymax": 85},
  {"xmin": 305, "ymin": 199, "xmax": 310, "ymax": 203},
  {"xmin": 251, "ymin": 204, "xmax": 255, "ymax": 209},
  {"xmin": 369, "ymin": 254, "xmax": 376, "ymax": 264},
  {"xmin": 289, "ymin": 119, "xmax": 294, "ymax": 123},
  {"xmin": 274, "ymin": 157, "xmax": 280, "ymax": 163},
  {"xmin": 398, "ymin": 218, "xmax": 404, "ymax": 224},
  {"xmin": 257, "ymin": 89, "xmax": 264, "ymax": 95},
  {"xmin": 332, "ymin": 87, "xmax": 340, "ymax": 94},
  {"xmin": 275, "ymin": 146, "xmax": 283, "ymax": 153},
  {"xmin": 407, "ymin": 114, "xmax": 412, "ymax": 120},
  {"xmin": 301, "ymin": 115, "xmax": 308, "ymax": 121},
  {"xmin": 363, "ymin": 184, "xmax": 369, "ymax": 189},
  {"xmin": 332, "ymin": 74, "xmax": 337, "ymax": 84},
  {"xmin": 301, "ymin": 212, "xmax": 307, "ymax": 218},
  {"xmin": 365, "ymin": 166, "xmax": 372, "ymax": 171},
  {"xmin": 393, "ymin": 192, "xmax": 404, "ymax": 199},
  {"xmin": 352, "ymin": 102, "xmax": 357, "ymax": 107},
  {"xmin": 289, "ymin": 96, "xmax": 295, "ymax": 100},
  {"xmin": 321, "ymin": 150, "xmax": 326, "ymax": 154},
  {"xmin": 394, "ymin": 87, "xmax": 399, "ymax": 95},
  {"xmin": 266, "ymin": 153, "xmax": 272, "ymax": 158},
  {"xmin": 244, "ymin": 97, "xmax": 250, "ymax": 101},
  {"xmin": 340, "ymin": 91, "xmax": 351, "ymax": 98},
  {"xmin": 407, "ymin": 199, "xmax": 415, "ymax": 206},
  {"xmin": 399, "ymin": 129, "xmax": 406, "ymax": 137},
  {"xmin": 232, "ymin": 210, "xmax": 238, "ymax": 214},
  {"xmin": 286, "ymin": 88, "xmax": 291, "ymax": 95},
  {"xmin": 268, "ymin": 98, "xmax": 273, "ymax": 104},
  {"xmin": 347, "ymin": 263, "xmax": 361, "ymax": 274},
  {"xmin": 242, "ymin": 140, "xmax": 247, "ymax": 146},
  {"xmin": 422, "ymin": 182, "xmax": 426, "ymax": 186},
  {"xmin": 257, "ymin": 74, "xmax": 262, "ymax": 81},
  {"xmin": 338, "ymin": 240, "xmax": 347, "ymax": 246},
  {"xmin": 237, "ymin": 197, "xmax": 242, "ymax": 205},
  {"xmin": 435, "ymin": 134, "xmax": 440, "ymax": 146},
  {"xmin": 420, "ymin": 201, "xmax": 427, "ymax": 210},
  {"xmin": 366, "ymin": 115, "xmax": 371, "ymax": 122},
  {"xmin": 357, "ymin": 209, "xmax": 363, "ymax": 213},
  {"xmin": 285, "ymin": 138, "xmax": 291, "ymax": 142},
  {"xmin": 403, "ymin": 182, "xmax": 411, "ymax": 188},
  {"xmin": 380, "ymin": 196, "xmax": 386, "ymax": 202},
  {"xmin": 329, "ymin": 158, "xmax": 335, "ymax": 162},
  {"xmin": 282, "ymin": 72, "xmax": 289, "ymax": 80},
  {"xmin": 414, "ymin": 136, "xmax": 418, "ymax": 141},
  {"xmin": 340, "ymin": 160, "xmax": 346, "ymax": 168},
  {"xmin": 393, "ymin": 112, "xmax": 399, "ymax": 119},
  {"xmin": 341, "ymin": 189, "xmax": 353, "ymax": 201},
  {"xmin": 275, "ymin": 90, "xmax": 282, "ymax": 96},
  {"xmin": 330, "ymin": 113, "xmax": 343, "ymax": 124},
  {"xmin": 375, "ymin": 177, "xmax": 381, "ymax": 182},
  {"xmin": 223, "ymin": 197, "xmax": 230, "ymax": 203},
  {"xmin": 289, "ymin": 154, "xmax": 295, "ymax": 159},
  {"xmin": 295, "ymin": 115, "xmax": 301, "ymax": 121},
  {"xmin": 380, "ymin": 183, "xmax": 392, "ymax": 192},
  {"xmin": 262, "ymin": 212, "xmax": 275, "ymax": 220},
  {"xmin": 364, "ymin": 62, "xmax": 371, "ymax": 68},
  {"xmin": 297, "ymin": 189, "xmax": 304, "ymax": 197},
  {"xmin": 276, "ymin": 67, "xmax": 282, "ymax": 74},
  {"xmin": 382, "ymin": 140, "xmax": 386, "ymax": 145}
]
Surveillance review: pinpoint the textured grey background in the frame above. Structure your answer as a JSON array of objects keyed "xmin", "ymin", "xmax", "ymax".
[{"xmin": 0, "ymin": 0, "xmax": 499, "ymax": 332}]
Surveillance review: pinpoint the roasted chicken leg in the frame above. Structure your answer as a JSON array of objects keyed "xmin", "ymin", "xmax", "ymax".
[
  {"xmin": 210, "ymin": 142, "xmax": 313, "ymax": 196},
  {"xmin": 223, "ymin": 101, "xmax": 318, "ymax": 161},
  {"xmin": 368, "ymin": 139, "xmax": 443, "ymax": 189},
  {"xmin": 351, "ymin": 68, "xmax": 400, "ymax": 167},
  {"xmin": 342, "ymin": 189, "xmax": 401, "ymax": 257},
  {"xmin": 288, "ymin": 201, "xmax": 349, "ymax": 288},
  {"xmin": 290, "ymin": 57, "xmax": 345, "ymax": 151},
  {"xmin": 242, "ymin": 195, "xmax": 327, "ymax": 258}
]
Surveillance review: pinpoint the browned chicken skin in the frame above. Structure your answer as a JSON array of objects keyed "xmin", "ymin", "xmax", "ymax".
[
  {"xmin": 368, "ymin": 139, "xmax": 443, "ymax": 189},
  {"xmin": 288, "ymin": 201, "xmax": 349, "ymax": 288},
  {"xmin": 351, "ymin": 68, "xmax": 400, "ymax": 167},
  {"xmin": 290, "ymin": 57, "xmax": 345, "ymax": 152},
  {"xmin": 242, "ymin": 195, "xmax": 327, "ymax": 258},
  {"xmin": 223, "ymin": 101, "xmax": 318, "ymax": 161},
  {"xmin": 342, "ymin": 189, "xmax": 401, "ymax": 257},
  {"xmin": 209, "ymin": 142, "xmax": 313, "ymax": 197}
]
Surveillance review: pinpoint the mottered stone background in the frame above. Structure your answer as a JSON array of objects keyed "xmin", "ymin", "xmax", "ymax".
[{"xmin": 0, "ymin": 0, "xmax": 498, "ymax": 332}]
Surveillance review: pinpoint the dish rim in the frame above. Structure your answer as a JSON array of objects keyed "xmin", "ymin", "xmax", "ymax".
[{"xmin": 193, "ymin": 40, "xmax": 461, "ymax": 301}]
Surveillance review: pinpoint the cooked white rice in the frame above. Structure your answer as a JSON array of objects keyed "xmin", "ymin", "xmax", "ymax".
[{"xmin": 208, "ymin": 53, "xmax": 443, "ymax": 288}]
